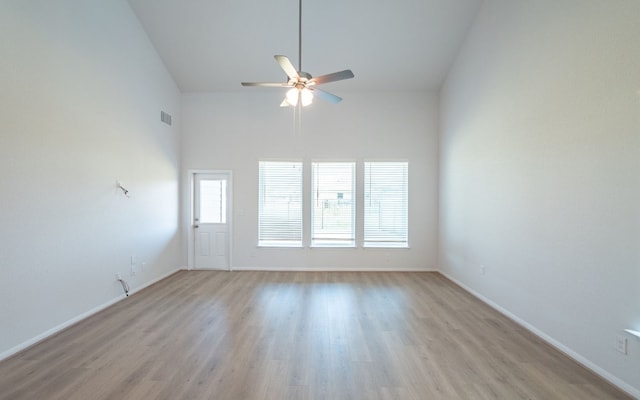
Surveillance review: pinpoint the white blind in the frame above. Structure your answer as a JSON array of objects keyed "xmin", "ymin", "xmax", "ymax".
[
  {"xmin": 258, "ymin": 161, "xmax": 303, "ymax": 246},
  {"xmin": 364, "ymin": 161, "xmax": 408, "ymax": 247},
  {"xmin": 311, "ymin": 162, "xmax": 355, "ymax": 246}
]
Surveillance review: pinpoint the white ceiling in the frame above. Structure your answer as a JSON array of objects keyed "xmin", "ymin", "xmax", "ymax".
[{"xmin": 126, "ymin": 0, "xmax": 482, "ymax": 93}]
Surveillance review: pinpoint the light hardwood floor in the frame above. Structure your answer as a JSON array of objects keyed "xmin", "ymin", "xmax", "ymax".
[{"xmin": 0, "ymin": 271, "xmax": 632, "ymax": 400}]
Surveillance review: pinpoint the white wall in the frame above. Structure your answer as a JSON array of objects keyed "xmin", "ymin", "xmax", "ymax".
[
  {"xmin": 439, "ymin": 0, "xmax": 640, "ymax": 395},
  {"xmin": 0, "ymin": 0, "xmax": 182, "ymax": 358},
  {"xmin": 182, "ymin": 91, "xmax": 438, "ymax": 270}
]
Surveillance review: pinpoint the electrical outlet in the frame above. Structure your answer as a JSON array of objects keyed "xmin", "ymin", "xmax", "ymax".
[
  {"xmin": 615, "ymin": 335, "xmax": 628, "ymax": 355},
  {"xmin": 480, "ymin": 265, "xmax": 486, "ymax": 275},
  {"xmin": 141, "ymin": 262, "xmax": 146, "ymax": 271}
]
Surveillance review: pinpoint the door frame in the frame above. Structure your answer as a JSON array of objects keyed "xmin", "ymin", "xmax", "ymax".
[{"xmin": 187, "ymin": 169, "xmax": 233, "ymax": 271}]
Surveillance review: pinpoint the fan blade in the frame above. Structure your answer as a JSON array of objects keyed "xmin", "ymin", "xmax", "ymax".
[
  {"xmin": 310, "ymin": 70, "xmax": 354, "ymax": 85},
  {"xmin": 311, "ymin": 88, "xmax": 342, "ymax": 104},
  {"xmin": 274, "ymin": 55, "xmax": 299, "ymax": 80},
  {"xmin": 241, "ymin": 82, "xmax": 290, "ymax": 87}
]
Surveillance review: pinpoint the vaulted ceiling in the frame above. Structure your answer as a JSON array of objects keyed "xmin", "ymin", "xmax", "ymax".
[{"xmin": 126, "ymin": 0, "xmax": 482, "ymax": 93}]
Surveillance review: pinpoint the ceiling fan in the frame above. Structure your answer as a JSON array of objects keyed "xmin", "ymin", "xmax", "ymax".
[{"xmin": 241, "ymin": 0, "xmax": 354, "ymax": 107}]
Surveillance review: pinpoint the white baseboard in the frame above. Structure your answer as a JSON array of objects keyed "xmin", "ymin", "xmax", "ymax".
[
  {"xmin": 231, "ymin": 265, "xmax": 437, "ymax": 272},
  {"xmin": 439, "ymin": 271, "xmax": 640, "ymax": 399},
  {"xmin": 0, "ymin": 267, "xmax": 183, "ymax": 362}
]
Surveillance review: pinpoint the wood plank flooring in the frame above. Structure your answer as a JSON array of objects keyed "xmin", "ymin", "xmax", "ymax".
[{"xmin": 0, "ymin": 271, "xmax": 632, "ymax": 399}]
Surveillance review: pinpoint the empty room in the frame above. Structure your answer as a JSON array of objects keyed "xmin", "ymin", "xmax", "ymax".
[{"xmin": 0, "ymin": 0, "xmax": 638, "ymax": 399}]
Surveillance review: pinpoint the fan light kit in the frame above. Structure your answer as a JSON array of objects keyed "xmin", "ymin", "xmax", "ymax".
[{"xmin": 241, "ymin": 0, "xmax": 354, "ymax": 107}]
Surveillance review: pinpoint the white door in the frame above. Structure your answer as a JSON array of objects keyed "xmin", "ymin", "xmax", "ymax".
[{"xmin": 193, "ymin": 172, "xmax": 231, "ymax": 270}]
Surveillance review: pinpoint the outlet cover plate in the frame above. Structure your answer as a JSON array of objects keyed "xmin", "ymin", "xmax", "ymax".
[{"xmin": 615, "ymin": 335, "xmax": 628, "ymax": 355}]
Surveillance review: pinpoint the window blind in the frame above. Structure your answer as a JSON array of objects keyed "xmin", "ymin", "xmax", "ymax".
[
  {"xmin": 258, "ymin": 161, "xmax": 303, "ymax": 246},
  {"xmin": 311, "ymin": 162, "xmax": 355, "ymax": 246},
  {"xmin": 364, "ymin": 161, "xmax": 408, "ymax": 247}
]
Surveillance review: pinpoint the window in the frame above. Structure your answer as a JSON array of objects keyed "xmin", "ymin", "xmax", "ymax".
[
  {"xmin": 258, "ymin": 161, "xmax": 303, "ymax": 247},
  {"xmin": 311, "ymin": 162, "xmax": 355, "ymax": 247},
  {"xmin": 258, "ymin": 160, "xmax": 409, "ymax": 248},
  {"xmin": 364, "ymin": 161, "xmax": 408, "ymax": 247}
]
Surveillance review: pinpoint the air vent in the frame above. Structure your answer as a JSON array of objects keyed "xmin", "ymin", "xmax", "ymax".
[{"xmin": 160, "ymin": 111, "xmax": 172, "ymax": 126}]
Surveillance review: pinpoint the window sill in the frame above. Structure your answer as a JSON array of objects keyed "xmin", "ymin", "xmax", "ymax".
[
  {"xmin": 310, "ymin": 240, "xmax": 356, "ymax": 248},
  {"xmin": 363, "ymin": 243, "xmax": 409, "ymax": 249},
  {"xmin": 257, "ymin": 241, "xmax": 303, "ymax": 248}
]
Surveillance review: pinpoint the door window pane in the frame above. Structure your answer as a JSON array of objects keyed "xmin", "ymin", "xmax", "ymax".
[{"xmin": 200, "ymin": 180, "xmax": 226, "ymax": 223}]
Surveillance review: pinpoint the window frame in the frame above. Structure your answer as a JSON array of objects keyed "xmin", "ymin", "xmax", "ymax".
[
  {"xmin": 257, "ymin": 160, "xmax": 304, "ymax": 248},
  {"xmin": 310, "ymin": 161, "xmax": 357, "ymax": 248},
  {"xmin": 363, "ymin": 160, "xmax": 409, "ymax": 248}
]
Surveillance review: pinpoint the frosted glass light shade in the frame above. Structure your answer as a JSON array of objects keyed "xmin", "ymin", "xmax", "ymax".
[
  {"xmin": 286, "ymin": 88, "xmax": 299, "ymax": 106},
  {"xmin": 300, "ymin": 88, "xmax": 313, "ymax": 106},
  {"xmin": 285, "ymin": 87, "xmax": 314, "ymax": 107}
]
